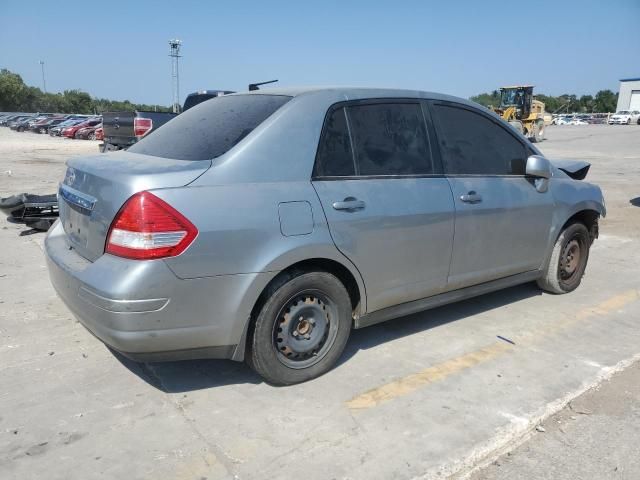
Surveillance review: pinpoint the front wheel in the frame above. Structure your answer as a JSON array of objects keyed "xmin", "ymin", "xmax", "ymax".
[
  {"xmin": 39, "ymin": 127, "xmax": 46, "ymax": 134},
  {"xmin": 537, "ymin": 223, "xmax": 591, "ymax": 294},
  {"xmin": 248, "ymin": 271, "xmax": 352, "ymax": 385}
]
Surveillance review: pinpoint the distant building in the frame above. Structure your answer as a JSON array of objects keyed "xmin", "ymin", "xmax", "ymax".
[{"xmin": 616, "ymin": 77, "xmax": 640, "ymax": 112}]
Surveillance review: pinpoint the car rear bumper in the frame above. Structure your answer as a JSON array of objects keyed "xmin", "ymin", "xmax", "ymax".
[{"xmin": 44, "ymin": 221, "xmax": 273, "ymax": 361}]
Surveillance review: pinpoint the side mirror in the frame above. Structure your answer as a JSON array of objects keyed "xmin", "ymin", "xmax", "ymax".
[{"xmin": 526, "ymin": 155, "xmax": 552, "ymax": 179}]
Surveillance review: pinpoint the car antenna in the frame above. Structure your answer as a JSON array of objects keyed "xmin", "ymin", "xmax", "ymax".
[{"xmin": 248, "ymin": 79, "xmax": 278, "ymax": 91}]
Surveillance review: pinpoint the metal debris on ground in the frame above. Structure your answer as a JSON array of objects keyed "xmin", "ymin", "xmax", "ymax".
[{"xmin": 0, "ymin": 192, "xmax": 58, "ymax": 232}]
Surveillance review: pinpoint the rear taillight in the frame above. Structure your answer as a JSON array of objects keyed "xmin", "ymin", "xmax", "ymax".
[
  {"xmin": 106, "ymin": 191, "xmax": 197, "ymax": 260},
  {"xmin": 134, "ymin": 117, "xmax": 153, "ymax": 137}
]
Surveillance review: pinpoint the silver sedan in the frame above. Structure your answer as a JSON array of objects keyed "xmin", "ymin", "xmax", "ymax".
[{"xmin": 45, "ymin": 88, "xmax": 605, "ymax": 385}]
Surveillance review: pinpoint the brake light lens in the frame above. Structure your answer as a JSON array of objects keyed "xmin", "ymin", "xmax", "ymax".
[
  {"xmin": 106, "ymin": 191, "xmax": 197, "ymax": 260},
  {"xmin": 134, "ymin": 117, "xmax": 153, "ymax": 137}
]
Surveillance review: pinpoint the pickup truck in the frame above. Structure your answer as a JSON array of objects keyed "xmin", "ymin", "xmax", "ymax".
[
  {"xmin": 182, "ymin": 90, "xmax": 234, "ymax": 111},
  {"xmin": 100, "ymin": 111, "xmax": 177, "ymax": 152}
]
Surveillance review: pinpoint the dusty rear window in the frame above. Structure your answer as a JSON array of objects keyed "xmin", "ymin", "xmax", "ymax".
[{"xmin": 129, "ymin": 94, "xmax": 291, "ymax": 160}]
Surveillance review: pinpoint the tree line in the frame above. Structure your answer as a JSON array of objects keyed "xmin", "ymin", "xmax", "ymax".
[
  {"xmin": 470, "ymin": 89, "xmax": 619, "ymax": 113},
  {"xmin": 1, "ymin": 67, "xmax": 620, "ymax": 115},
  {"xmin": 0, "ymin": 69, "xmax": 172, "ymax": 114}
]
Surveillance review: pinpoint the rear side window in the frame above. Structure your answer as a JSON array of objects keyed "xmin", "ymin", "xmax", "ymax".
[
  {"xmin": 129, "ymin": 94, "xmax": 291, "ymax": 160},
  {"xmin": 314, "ymin": 108, "xmax": 355, "ymax": 177},
  {"xmin": 347, "ymin": 103, "xmax": 433, "ymax": 175},
  {"xmin": 432, "ymin": 104, "xmax": 527, "ymax": 175}
]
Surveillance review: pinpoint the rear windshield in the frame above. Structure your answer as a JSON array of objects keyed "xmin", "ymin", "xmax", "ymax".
[{"xmin": 129, "ymin": 94, "xmax": 292, "ymax": 160}]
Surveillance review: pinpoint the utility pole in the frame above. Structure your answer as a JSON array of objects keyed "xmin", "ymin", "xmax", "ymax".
[
  {"xmin": 168, "ymin": 39, "xmax": 182, "ymax": 113},
  {"xmin": 39, "ymin": 60, "xmax": 47, "ymax": 94}
]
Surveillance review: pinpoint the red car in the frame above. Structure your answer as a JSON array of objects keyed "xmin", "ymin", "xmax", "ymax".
[
  {"xmin": 95, "ymin": 126, "xmax": 104, "ymax": 141},
  {"xmin": 75, "ymin": 123, "xmax": 103, "ymax": 140},
  {"xmin": 62, "ymin": 118, "xmax": 102, "ymax": 139}
]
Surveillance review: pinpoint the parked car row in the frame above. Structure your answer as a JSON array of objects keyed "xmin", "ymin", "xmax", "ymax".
[
  {"xmin": 551, "ymin": 114, "xmax": 607, "ymax": 125},
  {"xmin": 551, "ymin": 111, "xmax": 640, "ymax": 126},
  {"xmin": 0, "ymin": 112, "xmax": 103, "ymax": 140}
]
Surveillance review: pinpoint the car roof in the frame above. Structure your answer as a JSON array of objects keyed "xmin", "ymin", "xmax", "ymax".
[{"xmin": 232, "ymin": 86, "xmax": 477, "ymax": 107}]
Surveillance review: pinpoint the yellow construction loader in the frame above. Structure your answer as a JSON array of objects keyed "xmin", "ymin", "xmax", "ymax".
[{"xmin": 492, "ymin": 85, "xmax": 546, "ymax": 143}]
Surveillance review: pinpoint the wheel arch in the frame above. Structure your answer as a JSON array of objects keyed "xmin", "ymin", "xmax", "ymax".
[
  {"xmin": 541, "ymin": 198, "xmax": 604, "ymax": 274},
  {"xmin": 561, "ymin": 208, "xmax": 601, "ymax": 243},
  {"xmin": 232, "ymin": 256, "xmax": 367, "ymax": 361}
]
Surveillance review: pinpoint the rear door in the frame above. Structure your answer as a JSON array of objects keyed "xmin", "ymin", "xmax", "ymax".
[
  {"xmin": 312, "ymin": 100, "xmax": 455, "ymax": 313},
  {"xmin": 429, "ymin": 101, "xmax": 554, "ymax": 289}
]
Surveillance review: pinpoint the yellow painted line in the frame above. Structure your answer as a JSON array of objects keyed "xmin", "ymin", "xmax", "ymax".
[
  {"xmin": 346, "ymin": 342, "xmax": 511, "ymax": 410},
  {"xmin": 346, "ymin": 289, "xmax": 639, "ymax": 411}
]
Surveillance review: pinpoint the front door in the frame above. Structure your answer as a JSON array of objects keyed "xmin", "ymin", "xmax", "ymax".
[
  {"xmin": 312, "ymin": 101, "xmax": 455, "ymax": 313},
  {"xmin": 429, "ymin": 101, "xmax": 554, "ymax": 289}
]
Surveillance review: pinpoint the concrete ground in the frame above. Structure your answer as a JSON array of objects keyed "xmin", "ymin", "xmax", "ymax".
[
  {"xmin": 471, "ymin": 362, "xmax": 640, "ymax": 480},
  {"xmin": 1, "ymin": 124, "xmax": 639, "ymax": 480}
]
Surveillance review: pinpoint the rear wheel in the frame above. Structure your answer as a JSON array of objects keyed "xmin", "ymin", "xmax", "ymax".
[
  {"xmin": 248, "ymin": 271, "xmax": 352, "ymax": 385},
  {"xmin": 39, "ymin": 127, "xmax": 46, "ymax": 134},
  {"xmin": 531, "ymin": 120, "xmax": 545, "ymax": 143},
  {"xmin": 537, "ymin": 223, "xmax": 591, "ymax": 294}
]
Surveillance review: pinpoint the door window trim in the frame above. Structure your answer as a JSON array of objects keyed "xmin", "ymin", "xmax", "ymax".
[
  {"xmin": 427, "ymin": 99, "xmax": 535, "ymax": 178},
  {"xmin": 312, "ymin": 98, "xmax": 444, "ymax": 181}
]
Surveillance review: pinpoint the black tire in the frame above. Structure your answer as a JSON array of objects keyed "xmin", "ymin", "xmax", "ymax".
[
  {"xmin": 537, "ymin": 223, "xmax": 591, "ymax": 294},
  {"xmin": 531, "ymin": 120, "xmax": 545, "ymax": 143},
  {"xmin": 88, "ymin": 132, "xmax": 96, "ymax": 140},
  {"xmin": 39, "ymin": 127, "xmax": 46, "ymax": 134},
  {"xmin": 248, "ymin": 271, "xmax": 352, "ymax": 385}
]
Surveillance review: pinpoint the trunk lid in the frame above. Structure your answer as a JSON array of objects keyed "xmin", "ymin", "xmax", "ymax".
[{"xmin": 58, "ymin": 151, "xmax": 211, "ymax": 261}]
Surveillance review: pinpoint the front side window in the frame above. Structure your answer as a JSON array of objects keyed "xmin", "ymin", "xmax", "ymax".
[
  {"xmin": 347, "ymin": 103, "xmax": 433, "ymax": 176},
  {"xmin": 432, "ymin": 104, "xmax": 527, "ymax": 175}
]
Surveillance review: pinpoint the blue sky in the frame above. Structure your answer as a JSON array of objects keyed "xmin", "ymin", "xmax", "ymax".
[{"xmin": 1, "ymin": 0, "xmax": 638, "ymax": 105}]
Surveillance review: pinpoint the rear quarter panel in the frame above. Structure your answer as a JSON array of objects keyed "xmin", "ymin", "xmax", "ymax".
[{"xmin": 153, "ymin": 180, "xmax": 367, "ymax": 318}]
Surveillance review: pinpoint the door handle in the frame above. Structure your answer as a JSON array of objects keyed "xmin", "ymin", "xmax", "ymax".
[
  {"xmin": 460, "ymin": 191, "xmax": 482, "ymax": 204},
  {"xmin": 332, "ymin": 197, "xmax": 365, "ymax": 211}
]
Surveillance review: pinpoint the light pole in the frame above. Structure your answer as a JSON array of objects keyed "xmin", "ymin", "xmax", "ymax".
[
  {"xmin": 39, "ymin": 60, "xmax": 47, "ymax": 94},
  {"xmin": 168, "ymin": 39, "xmax": 182, "ymax": 113}
]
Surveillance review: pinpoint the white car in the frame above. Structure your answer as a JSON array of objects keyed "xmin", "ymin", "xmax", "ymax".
[
  {"xmin": 608, "ymin": 111, "xmax": 640, "ymax": 125},
  {"xmin": 554, "ymin": 116, "xmax": 572, "ymax": 125},
  {"xmin": 570, "ymin": 118, "xmax": 589, "ymax": 125}
]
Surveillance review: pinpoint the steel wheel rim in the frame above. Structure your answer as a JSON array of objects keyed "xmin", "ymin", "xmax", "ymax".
[
  {"xmin": 560, "ymin": 238, "xmax": 582, "ymax": 281},
  {"xmin": 273, "ymin": 289, "xmax": 339, "ymax": 369}
]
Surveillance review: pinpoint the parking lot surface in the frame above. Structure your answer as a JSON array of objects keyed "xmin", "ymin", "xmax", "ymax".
[
  {"xmin": 472, "ymin": 362, "xmax": 640, "ymax": 480},
  {"xmin": 1, "ymin": 125, "xmax": 639, "ymax": 479}
]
